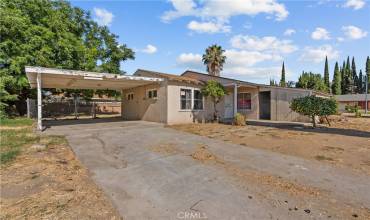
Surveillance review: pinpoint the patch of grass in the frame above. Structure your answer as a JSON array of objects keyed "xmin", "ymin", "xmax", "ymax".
[
  {"xmin": 1, "ymin": 118, "xmax": 38, "ymax": 164},
  {"xmin": 0, "ymin": 149, "xmax": 20, "ymax": 164},
  {"xmin": 0, "ymin": 117, "xmax": 34, "ymax": 127},
  {"xmin": 315, "ymin": 155, "xmax": 334, "ymax": 161}
]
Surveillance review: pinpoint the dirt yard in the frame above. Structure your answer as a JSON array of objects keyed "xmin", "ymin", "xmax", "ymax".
[
  {"xmin": 0, "ymin": 119, "xmax": 121, "ymax": 219},
  {"xmin": 169, "ymin": 116, "xmax": 370, "ymax": 175}
]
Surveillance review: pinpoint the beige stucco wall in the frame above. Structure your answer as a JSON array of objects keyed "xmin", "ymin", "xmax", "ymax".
[
  {"xmin": 166, "ymin": 81, "xmax": 211, "ymax": 124},
  {"xmin": 121, "ymin": 75, "xmax": 314, "ymax": 124},
  {"xmin": 236, "ymin": 86, "xmax": 259, "ymax": 120},
  {"xmin": 121, "ymin": 81, "xmax": 167, "ymax": 123},
  {"xmin": 264, "ymin": 87, "xmax": 312, "ymax": 122}
]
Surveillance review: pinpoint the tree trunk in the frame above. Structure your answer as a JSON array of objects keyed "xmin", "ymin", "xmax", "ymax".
[
  {"xmin": 312, "ymin": 115, "xmax": 316, "ymax": 128},
  {"xmin": 213, "ymin": 101, "xmax": 217, "ymax": 122}
]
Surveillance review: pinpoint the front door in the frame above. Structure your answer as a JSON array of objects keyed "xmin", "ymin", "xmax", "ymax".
[
  {"xmin": 224, "ymin": 93, "xmax": 234, "ymax": 118},
  {"xmin": 259, "ymin": 91, "xmax": 271, "ymax": 120}
]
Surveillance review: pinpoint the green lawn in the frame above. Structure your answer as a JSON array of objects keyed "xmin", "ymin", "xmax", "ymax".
[
  {"xmin": 0, "ymin": 118, "xmax": 38, "ymax": 164},
  {"xmin": 0, "ymin": 117, "xmax": 34, "ymax": 127}
]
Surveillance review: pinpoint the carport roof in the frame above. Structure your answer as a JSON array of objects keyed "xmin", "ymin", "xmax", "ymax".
[{"xmin": 25, "ymin": 66, "xmax": 164, "ymax": 90}]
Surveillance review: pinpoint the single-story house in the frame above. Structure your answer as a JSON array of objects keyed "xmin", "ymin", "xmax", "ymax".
[
  {"xmin": 25, "ymin": 66, "xmax": 328, "ymax": 129},
  {"xmin": 122, "ymin": 69, "xmax": 328, "ymax": 124},
  {"xmin": 334, "ymin": 94, "xmax": 370, "ymax": 112}
]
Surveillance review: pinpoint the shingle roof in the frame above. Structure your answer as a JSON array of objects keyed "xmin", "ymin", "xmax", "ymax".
[
  {"xmin": 134, "ymin": 69, "xmax": 204, "ymax": 85},
  {"xmin": 182, "ymin": 70, "xmax": 331, "ymax": 96},
  {"xmin": 182, "ymin": 70, "xmax": 261, "ymax": 87}
]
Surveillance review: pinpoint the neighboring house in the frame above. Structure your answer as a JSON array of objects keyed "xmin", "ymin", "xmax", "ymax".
[
  {"xmin": 121, "ymin": 69, "xmax": 327, "ymax": 124},
  {"xmin": 334, "ymin": 94, "xmax": 370, "ymax": 112}
]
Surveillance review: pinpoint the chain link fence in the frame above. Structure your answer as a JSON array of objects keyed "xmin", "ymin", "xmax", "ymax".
[{"xmin": 27, "ymin": 97, "xmax": 121, "ymax": 119}]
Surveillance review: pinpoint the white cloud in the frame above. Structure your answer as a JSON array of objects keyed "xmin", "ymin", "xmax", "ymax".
[
  {"xmin": 299, "ymin": 45, "xmax": 339, "ymax": 63},
  {"xmin": 311, "ymin": 27, "xmax": 331, "ymax": 40},
  {"xmin": 161, "ymin": 0, "xmax": 197, "ymax": 22},
  {"xmin": 343, "ymin": 0, "xmax": 365, "ymax": 10},
  {"xmin": 223, "ymin": 66, "xmax": 283, "ymax": 80},
  {"xmin": 342, "ymin": 25, "xmax": 368, "ymax": 39},
  {"xmin": 176, "ymin": 53, "xmax": 203, "ymax": 69},
  {"xmin": 141, "ymin": 44, "xmax": 158, "ymax": 54},
  {"xmin": 337, "ymin": 37, "xmax": 345, "ymax": 42},
  {"xmin": 230, "ymin": 35, "xmax": 298, "ymax": 54},
  {"xmin": 224, "ymin": 49, "xmax": 281, "ymax": 67},
  {"xmin": 284, "ymin": 28, "xmax": 296, "ymax": 36},
  {"xmin": 93, "ymin": 8, "xmax": 114, "ymax": 26},
  {"xmin": 176, "ymin": 49, "xmax": 283, "ymax": 78},
  {"xmin": 162, "ymin": 0, "xmax": 289, "ymax": 28},
  {"xmin": 187, "ymin": 20, "xmax": 231, "ymax": 34}
]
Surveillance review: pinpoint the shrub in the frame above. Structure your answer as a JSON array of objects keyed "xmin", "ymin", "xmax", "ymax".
[
  {"xmin": 345, "ymin": 104, "xmax": 361, "ymax": 117},
  {"xmin": 201, "ymin": 80, "xmax": 227, "ymax": 122},
  {"xmin": 233, "ymin": 113, "xmax": 246, "ymax": 126},
  {"xmin": 290, "ymin": 95, "xmax": 337, "ymax": 127}
]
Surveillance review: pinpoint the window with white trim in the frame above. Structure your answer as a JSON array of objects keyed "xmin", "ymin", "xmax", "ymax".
[
  {"xmin": 237, "ymin": 93, "xmax": 251, "ymax": 110},
  {"xmin": 127, "ymin": 93, "xmax": 134, "ymax": 101},
  {"xmin": 180, "ymin": 89, "xmax": 192, "ymax": 110},
  {"xmin": 193, "ymin": 90, "xmax": 203, "ymax": 110},
  {"xmin": 147, "ymin": 89, "xmax": 157, "ymax": 99}
]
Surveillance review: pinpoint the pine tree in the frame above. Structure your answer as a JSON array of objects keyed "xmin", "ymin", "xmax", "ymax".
[
  {"xmin": 352, "ymin": 57, "xmax": 358, "ymax": 93},
  {"xmin": 344, "ymin": 56, "xmax": 354, "ymax": 94},
  {"xmin": 324, "ymin": 56, "xmax": 330, "ymax": 89},
  {"xmin": 331, "ymin": 62, "xmax": 341, "ymax": 95},
  {"xmin": 366, "ymin": 56, "xmax": 370, "ymax": 93},
  {"xmin": 358, "ymin": 69, "xmax": 363, "ymax": 93},
  {"xmin": 280, "ymin": 62, "xmax": 286, "ymax": 87},
  {"xmin": 341, "ymin": 61, "xmax": 346, "ymax": 94}
]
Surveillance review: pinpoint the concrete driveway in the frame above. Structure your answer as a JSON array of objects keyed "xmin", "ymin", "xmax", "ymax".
[{"xmin": 45, "ymin": 119, "xmax": 370, "ymax": 220}]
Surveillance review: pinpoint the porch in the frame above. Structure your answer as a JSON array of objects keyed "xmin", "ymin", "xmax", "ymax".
[{"xmin": 222, "ymin": 83, "xmax": 270, "ymax": 121}]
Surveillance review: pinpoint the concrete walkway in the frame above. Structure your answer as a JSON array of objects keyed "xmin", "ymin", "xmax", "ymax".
[{"xmin": 44, "ymin": 119, "xmax": 370, "ymax": 220}]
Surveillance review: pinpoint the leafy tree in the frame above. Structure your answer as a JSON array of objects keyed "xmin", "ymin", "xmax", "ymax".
[
  {"xmin": 290, "ymin": 96, "xmax": 337, "ymax": 127},
  {"xmin": 0, "ymin": 0, "xmax": 134, "ymax": 116},
  {"xmin": 201, "ymin": 80, "xmax": 227, "ymax": 121},
  {"xmin": 366, "ymin": 56, "xmax": 370, "ymax": 93},
  {"xmin": 279, "ymin": 62, "xmax": 286, "ymax": 87},
  {"xmin": 269, "ymin": 78, "xmax": 278, "ymax": 86},
  {"xmin": 286, "ymin": 81, "xmax": 295, "ymax": 88},
  {"xmin": 202, "ymin": 45, "xmax": 226, "ymax": 76},
  {"xmin": 296, "ymin": 71, "xmax": 328, "ymax": 92},
  {"xmin": 331, "ymin": 62, "xmax": 341, "ymax": 95},
  {"xmin": 0, "ymin": 76, "xmax": 18, "ymax": 118},
  {"xmin": 324, "ymin": 56, "xmax": 330, "ymax": 89}
]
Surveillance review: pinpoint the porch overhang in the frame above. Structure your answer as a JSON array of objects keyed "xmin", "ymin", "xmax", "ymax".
[
  {"xmin": 25, "ymin": 66, "xmax": 163, "ymax": 90},
  {"xmin": 223, "ymin": 82, "xmax": 258, "ymax": 89}
]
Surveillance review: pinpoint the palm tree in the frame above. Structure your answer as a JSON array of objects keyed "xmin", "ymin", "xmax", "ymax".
[{"xmin": 202, "ymin": 44, "xmax": 226, "ymax": 76}]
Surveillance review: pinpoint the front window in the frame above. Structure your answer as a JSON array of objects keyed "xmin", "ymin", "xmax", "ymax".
[
  {"xmin": 237, "ymin": 93, "xmax": 251, "ymax": 110},
  {"xmin": 148, "ymin": 89, "xmax": 157, "ymax": 99},
  {"xmin": 193, "ymin": 90, "xmax": 203, "ymax": 110},
  {"xmin": 180, "ymin": 89, "xmax": 192, "ymax": 110},
  {"xmin": 127, "ymin": 93, "xmax": 134, "ymax": 100}
]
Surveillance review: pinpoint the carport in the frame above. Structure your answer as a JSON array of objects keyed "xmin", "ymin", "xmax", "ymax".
[{"xmin": 25, "ymin": 66, "xmax": 164, "ymax": 130}]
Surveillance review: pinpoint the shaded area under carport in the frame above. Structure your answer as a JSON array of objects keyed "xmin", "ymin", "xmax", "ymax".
[{"xmin": 25, "ymin": 66, "xmax": 164, "ymax": 130}]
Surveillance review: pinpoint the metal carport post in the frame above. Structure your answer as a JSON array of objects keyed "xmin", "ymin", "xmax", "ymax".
[{"xmin": 37, "ymin": 68, "xmax": 42, "ymax": 130}]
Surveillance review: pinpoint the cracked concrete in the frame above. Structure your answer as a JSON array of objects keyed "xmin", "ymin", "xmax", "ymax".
[{"xmin": 44, "ymin": 119, "xmax": 370, "ymax": 219}]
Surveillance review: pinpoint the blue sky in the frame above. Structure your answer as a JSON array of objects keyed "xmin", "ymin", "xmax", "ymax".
[{"xmin": 71, "ymin": 0, "xmax": 370, "ymax": 84}]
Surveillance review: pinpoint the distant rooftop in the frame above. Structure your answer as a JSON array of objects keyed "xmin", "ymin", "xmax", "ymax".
[{"xmin": 335, "ymin": 94, "xmax": 369, "ymax": 102}]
